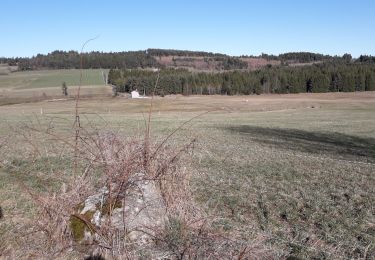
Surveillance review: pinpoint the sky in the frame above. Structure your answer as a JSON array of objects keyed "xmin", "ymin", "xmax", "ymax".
[{"xmin": 1, "ymin": 0, "xmax": 375, "ymax": 58}]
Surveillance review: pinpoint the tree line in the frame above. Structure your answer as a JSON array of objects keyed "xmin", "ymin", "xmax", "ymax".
[
  {"xmin": 147, "ymin": 48, "xmax": 227, "ymax": 57},
  {"xmin": 0, "ymin": 50, "xmax": 159, "ymax": 70},
  {"xmin": 3, "ymin": 49, "xmax": 373, "ymax": 71},
  {"xmin": 0, "ymin": 50, "xmax": 248, "ymax": 70},
  {"xmin": 108, "ymin": 62, "xmax": 375, "ymax": 96}
]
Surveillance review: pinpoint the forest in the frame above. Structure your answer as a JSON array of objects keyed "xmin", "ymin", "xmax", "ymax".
[
  {"xmin": 2, "ymin": 49, "xmax": 375, "ymax": 95},
  {"xmin": 0, "ymin": 50, "xmax": 159, "ymax": 70},
  {"xmin": 0, "ymin": 49, "xmax": 250, "ymax": 70},
  {"xmin": 2, "ymin": 49, "xmax": 374, "ymax": 70},
  {"xmin": 108, "ymin": 62, "xmax": 375, "ymax": 95}
]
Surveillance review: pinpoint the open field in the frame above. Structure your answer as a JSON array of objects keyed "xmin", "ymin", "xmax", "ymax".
[
  {"xmin": 0, "ymin": 69, "xmax": 111, "ymax": 105},
  {"xmin": 1, "ymin": 92, "xmax": 375, "ymax": 258},
  {"xmin": 0, "ymin": 69, "xmax": 108, "ymax": 90}
]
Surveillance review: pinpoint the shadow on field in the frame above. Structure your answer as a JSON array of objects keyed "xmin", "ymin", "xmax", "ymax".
[{"xmin": 226, "ymin": 125, "xmax": 375, "ymax": 162}]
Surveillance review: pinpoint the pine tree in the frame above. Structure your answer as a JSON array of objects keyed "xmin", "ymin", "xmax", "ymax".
[{"xmin": 62, "ymin": 81, "xmax": 68, "ymax": 96}]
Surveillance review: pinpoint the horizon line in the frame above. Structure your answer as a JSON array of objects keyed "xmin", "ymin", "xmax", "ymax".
[{"xmin": 1, "ymin": 48, "xmax": 372, "ymax": 59}]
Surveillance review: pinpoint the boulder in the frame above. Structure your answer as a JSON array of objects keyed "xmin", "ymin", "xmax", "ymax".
[{"xmin": 70, "ymin": 174, "xmax": 166, "ymax": 248}]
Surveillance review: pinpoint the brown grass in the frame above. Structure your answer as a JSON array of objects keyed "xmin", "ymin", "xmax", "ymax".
[{"xmin": 1, "ymin": 91, "xmax": 374, "ymax": 259}]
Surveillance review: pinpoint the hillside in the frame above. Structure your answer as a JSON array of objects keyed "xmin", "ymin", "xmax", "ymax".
[
  {"xmin": 2, "ymin": 49, "xmax": 375, "ymax": 98},
  {"xmin": 0, "ymin": 49, "xmax": 359, "ymax": 72}
]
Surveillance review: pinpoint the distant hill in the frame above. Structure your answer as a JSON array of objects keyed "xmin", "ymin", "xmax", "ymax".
[
  {"xmin": 1, "ymin": 49, "xmax": 375, "ymax": 96},
  {"xmin": 1, "ymin": 49, "xmax": 367, "ymax": 72}
]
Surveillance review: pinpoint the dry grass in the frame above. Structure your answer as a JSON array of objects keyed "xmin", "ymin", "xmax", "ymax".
[{"xmin": 0, "ymin": 92, "xmax": 375, "ymax": 259}]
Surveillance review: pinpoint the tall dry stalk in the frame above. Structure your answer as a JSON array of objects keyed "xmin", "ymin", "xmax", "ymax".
[
  {"xmin": 143, "ymin": 71, "xmax": 160, "ymax": 172},
  {"xmin": 74, "ymin": 36, "xmax": 99, "ymax": 176}
]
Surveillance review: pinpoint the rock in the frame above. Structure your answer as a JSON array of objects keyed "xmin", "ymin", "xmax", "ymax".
[
  {"xmin": 81, "ymin": 187, "xmax": 108, "ymax": 215},
  {"xmin": 70, "ymin": 174, "xmax": 166, "ymax": 247}
]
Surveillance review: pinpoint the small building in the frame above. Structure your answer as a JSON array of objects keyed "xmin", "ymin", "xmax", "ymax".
[{"xmin": 131, "ymin": 90, "xmax": 140, "ymax": 98}]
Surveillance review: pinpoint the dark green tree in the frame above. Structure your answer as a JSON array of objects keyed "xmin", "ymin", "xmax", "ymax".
[
  {"xmin": 306, "ymin": 78, "xmax": 313, "ymax": 93},
  {"xmin": 62, "ymin": 81, "xmax": 68, "ymax": 96},
  {"xmin": 342, "ymin": 53, "xmax": 352, "ymax": 63}
]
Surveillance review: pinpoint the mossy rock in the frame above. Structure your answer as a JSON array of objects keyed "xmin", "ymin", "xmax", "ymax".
[
  {"xmin": 70, "ymin": 210, "xmax": 95, "ymax": 242},
  {"xmin": 70, "ymin": 197, "xmax": 123, "ymax": 242}
]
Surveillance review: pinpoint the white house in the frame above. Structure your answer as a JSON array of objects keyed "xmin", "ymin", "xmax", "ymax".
[{"xmin": 131, "ymin": 90, "xmax": 140, "ymax": 98}]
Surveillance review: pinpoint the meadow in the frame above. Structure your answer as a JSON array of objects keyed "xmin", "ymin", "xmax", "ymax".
[
  {"xmin": 0, "ymin": 69, "xmax": 111, "ymax": 105},
  {"xmin": 0, "ymin": 71, "xmax": 374, "ymax": 259}
]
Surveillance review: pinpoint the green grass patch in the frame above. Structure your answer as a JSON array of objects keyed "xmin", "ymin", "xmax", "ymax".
[{"xmin": 0, "ymin": 69, "xmax": 108, "ymax": 90}]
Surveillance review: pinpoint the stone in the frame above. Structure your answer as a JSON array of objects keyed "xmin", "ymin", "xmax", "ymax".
[{"xmin": 70, "ymin": 174, "xmax": 166, "ymax": 247}]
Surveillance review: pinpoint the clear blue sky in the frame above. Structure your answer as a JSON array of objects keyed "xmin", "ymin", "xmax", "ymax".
[{"xmin": 1, "ymin": 0, "xmax": 374, "ymax": 57}]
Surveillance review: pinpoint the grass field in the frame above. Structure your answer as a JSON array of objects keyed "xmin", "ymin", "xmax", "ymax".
[
  {"xmin": 0, "ymin": 69, "xmax": 111, "ymax": 105},
  {"xmin": 0, "ymin": 69, "xmax": 108, "ymax": 90},
  {"xmin": 0, "ymin": 92, "xmax": 375, "ymax": 258}
]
